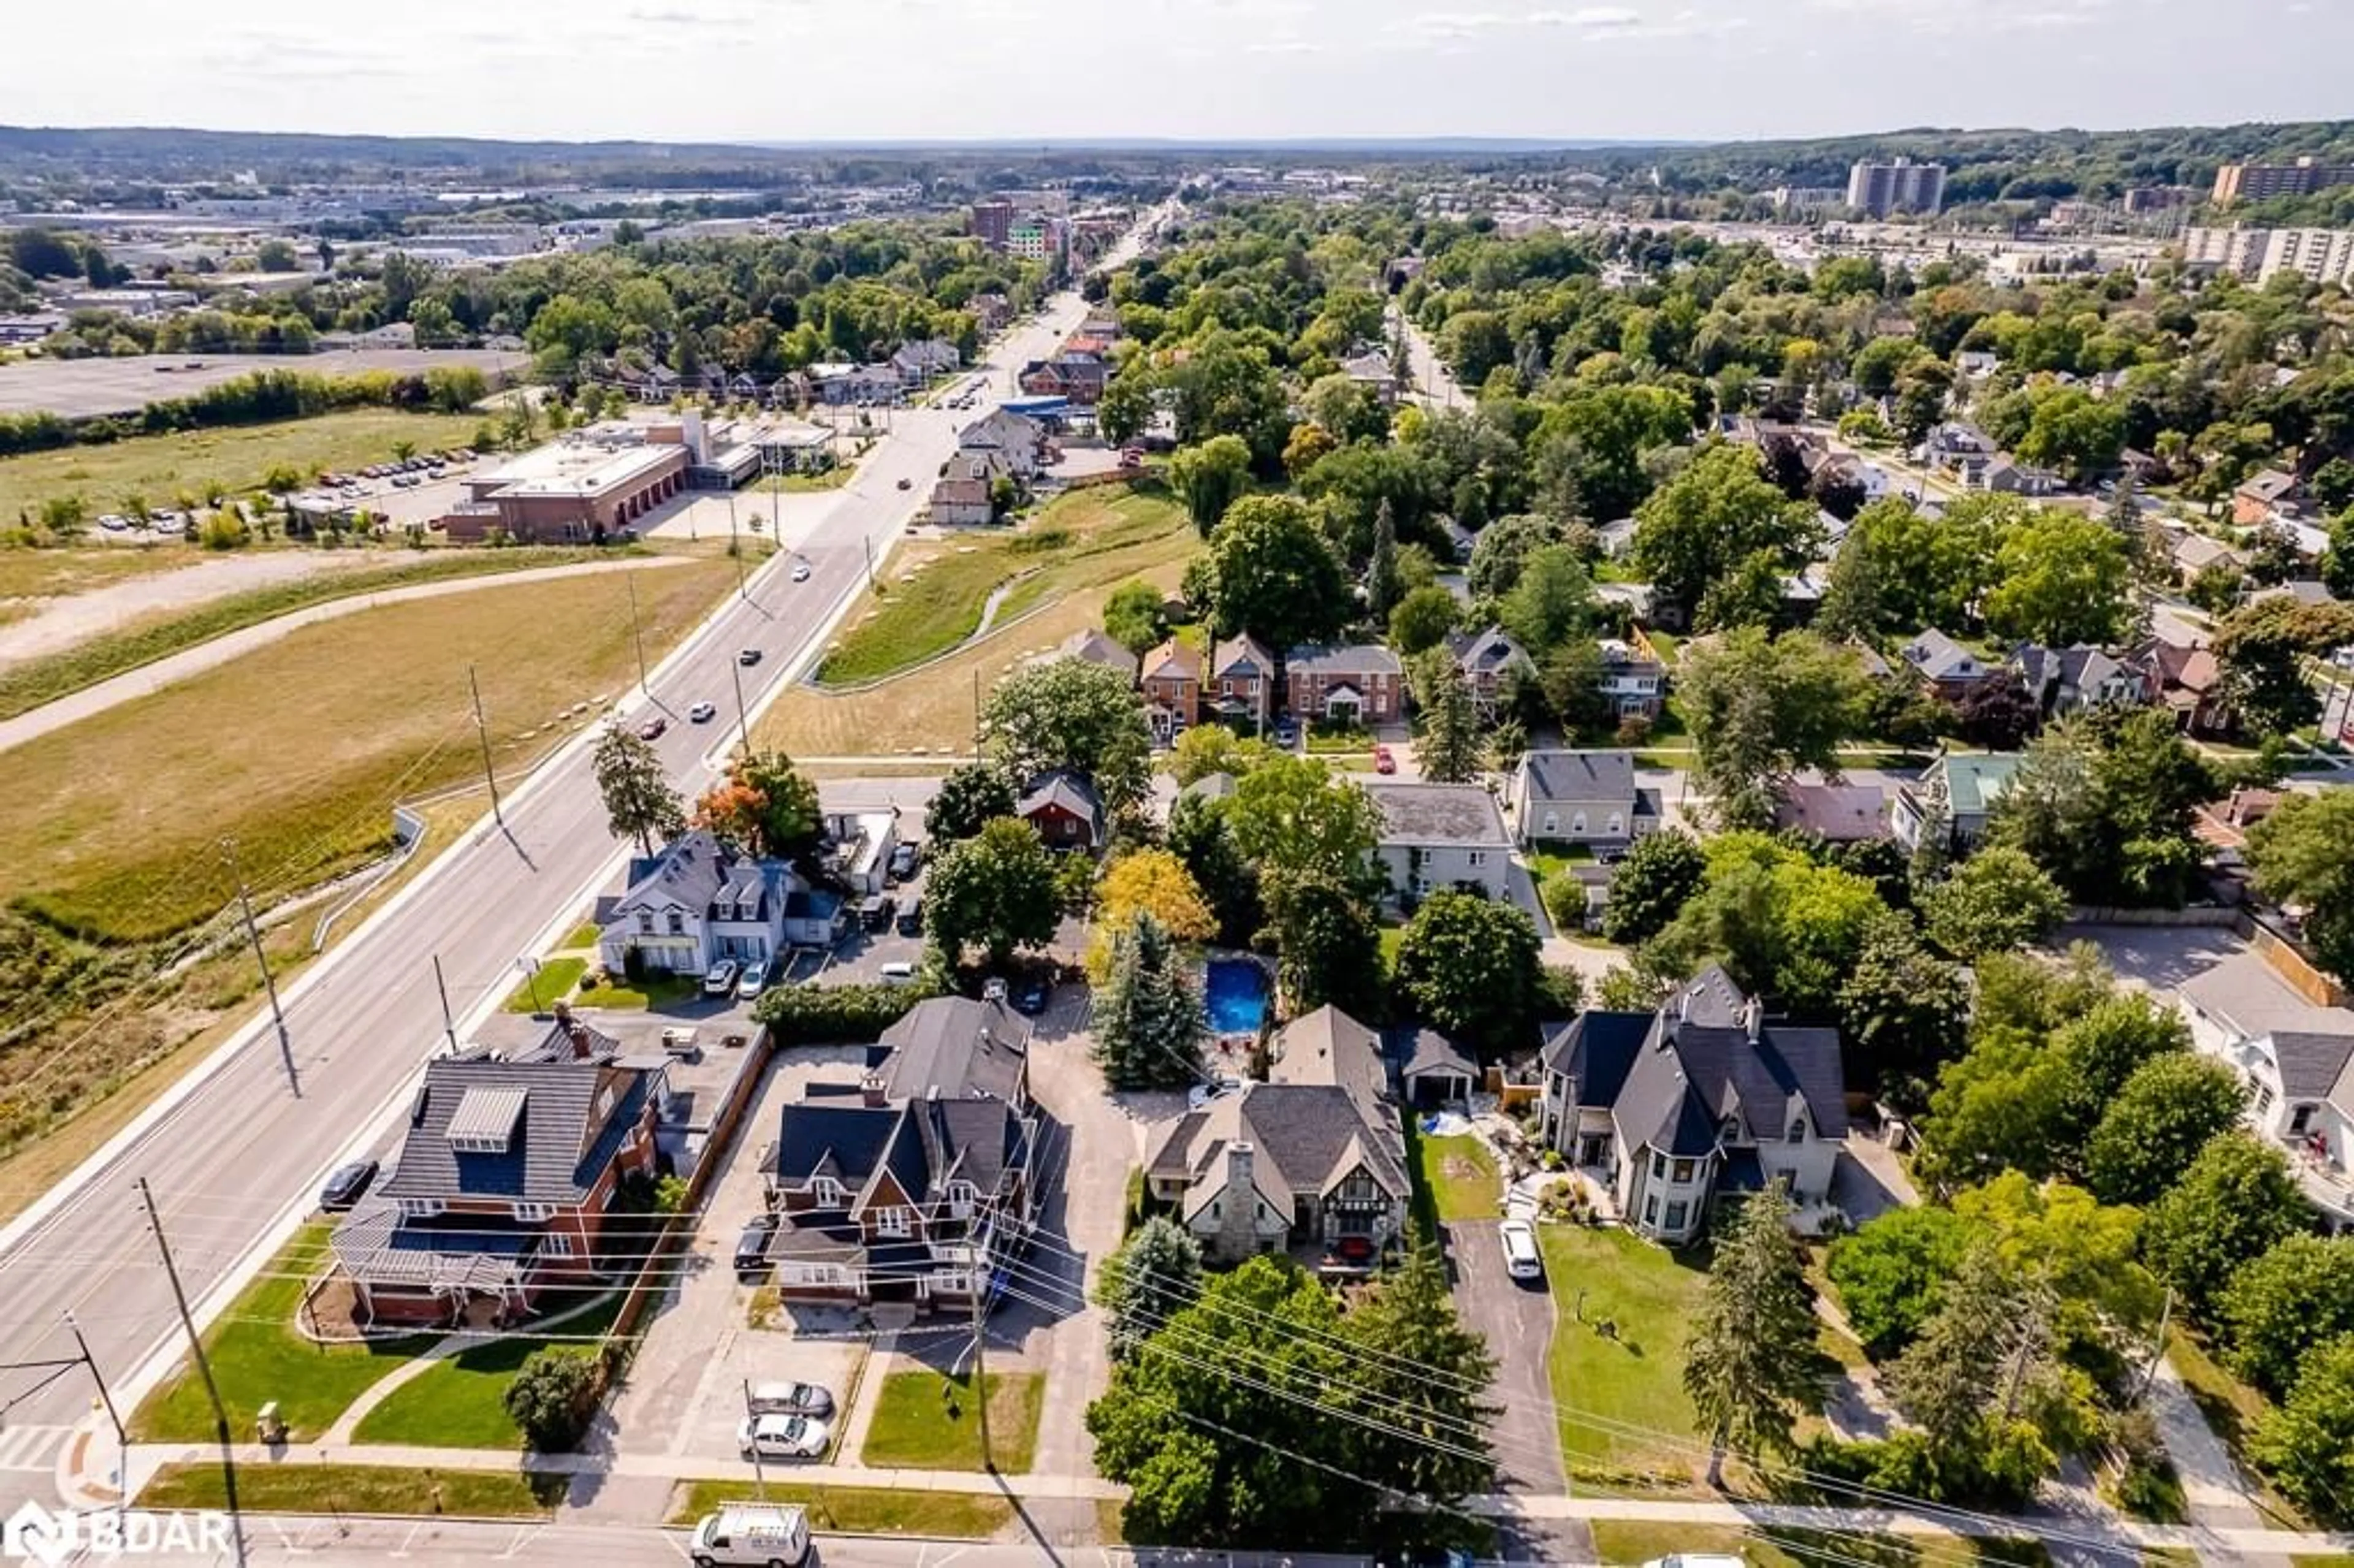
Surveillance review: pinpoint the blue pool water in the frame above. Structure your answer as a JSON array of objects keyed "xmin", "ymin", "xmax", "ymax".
[{"xmin": 1204, "ymin": 959, "xmax": 1269, "ymax": 1036}]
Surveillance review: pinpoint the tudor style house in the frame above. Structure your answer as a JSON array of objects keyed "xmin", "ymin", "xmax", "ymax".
[
  {"xmin": 333, "ymin": 1020, "xmax": 666, "ymax": 1327},
  {"xmin": 1145, "ymin": 1007, "xmax": 1410, "ymax": 1273},
  {"xmin": 767, "ymin": 998, "xmax": 1038, "ymax": 1311},
  {"xmin": 1537, "ymin": 967, "xmax": 1848, "ymax": 1244},
  {"xmin": 596, "ymin": 830, "xmax": 843, "ymax": 976},
  {"xmin": 1507, "ymin": 750, "xmax": 1660, "ymax": 848}
]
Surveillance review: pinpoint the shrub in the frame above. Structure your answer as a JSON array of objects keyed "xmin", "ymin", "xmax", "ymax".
[
  {"xmin": 1539, "ymin": 873, "xmax": 1588, "ymax": 933},
  {"xmin": 1614, "ymin": 713, "xmax": 1654, "ymax": 747},
  {"xmin": 503, "ymin": 1349, "xmax": 598, "ymax": 1452},
  {"xmin": 752, "ymin": 981, "xmax": 936, "ymax": 1045}
]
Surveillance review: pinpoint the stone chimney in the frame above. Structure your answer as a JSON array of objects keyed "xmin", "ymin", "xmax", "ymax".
[
  {"xmin": 1216, "ymin": 1142, "xmax": 1262, "ymax": 1263},
  {"xmin": 1742, "ymin": 994, "xmax": 1764, "ymax": 1044},
  {"xmin": 862, "ymin": 1069, "xmax": 888, "ymax": 1108}
]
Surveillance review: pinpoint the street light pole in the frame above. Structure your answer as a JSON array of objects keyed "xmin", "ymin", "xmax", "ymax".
[
  {"xmin": 468, "ymin": 664, "xmax": 502, "ymax": 827},
  {"xmin": 516, "ymin": 956, "xmax": 544, "ymax": 1015},
  {"xmin": 727, "ymin": 495, "xmax": 747, "ymax": 603},
  {"xmin": 222, "ymin": 837, "xmax": 296, "ymax": 1094},
  {"xmin": 729, "ymin": 654, "xmax": 752, "ymax": 756},
  {"xmin": 627, "ymin": 573, "xmax": 649, "ymax": 696}
]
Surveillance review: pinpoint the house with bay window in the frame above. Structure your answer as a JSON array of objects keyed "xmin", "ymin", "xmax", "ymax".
[
  {"xmin": 332, "ymin": 1021, "xmax": 666, "ymax": 1328},
  {"xmin": 1537, "ymin": 966, "xmax": 1848, "ymax": 1244},
  {"xmin": 1144, "ymin": 1006, "xmax": 1410, "ymax": 1274},
  {"xmin": 764, "ymin": 997, "xmax": 1038, "ymax": 1312}
]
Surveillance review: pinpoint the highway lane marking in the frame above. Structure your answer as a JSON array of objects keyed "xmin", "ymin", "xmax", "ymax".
[{"xmin": 0, "ymin": 1422, "xmax": 69, "ymax": 1471}]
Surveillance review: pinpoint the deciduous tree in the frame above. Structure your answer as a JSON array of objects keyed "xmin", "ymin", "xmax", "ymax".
[
  {"xmin": 1918, "ymin": 847, "xmax": 2069, "ymax": 961},
  {"xmin": 925, "ymin": 817, "xmax": 1062, "ymax": 971},
  {"xmin": 1601, "ymin": 829, "xmax": 1707, "ymax": 945},
  {"xmin": 1167, "ymin": 790, "xmax": 1262, "ymax": 947},
  {"xmin": 2253, "ymin": 1334, "xmax": 2354, "ymax": 1526},
  {"xmin": 2142, "ymin": 1131, "xmax": 2311, "ymax": 1315},
  {"xmin": 1275, "ymin": 873, "xmax": 1385, "ymax": 1019},
  {"xmin": 1630, "ymin": 441, "xmax": 1819, "ymax": 627},
  {"xmin": 1168, "ymin": 434, "xmax": 1254, "ymax": 536},
  {"xmin": 928, "ymin": 761, "xmax": 1016, "ymax": 843},
  {"xmin": 2083, "ymin": 1054, "xmax": 2247, "ymax": 1207},
  {"xmin": 1984, "ymin": 511, "xmax": 2134, "ymax": 647},
  {"xmin": 2247, "ymin": 790, "xmax": 2354, "ymax": 989},
  {"xmin": 1678, "ymin": 629, "xmax": 1864, "ymax": 830},
  {"xmin": 1230, "ymin": 755, "xmax": 1383, "ymax": 894},
  {"xmin": 2220, "ymin": 1235, "xmax": 2354, "ymax": 1399},
  {"xmin": 1392, "ymin": 891, "xmax": 1541, "ymax": 1056},
  {"xmin": 1195, "ymin": 494, "xmax": 1350, "ymax": 652},
  {"xmin": 693, "ymin": 750, "xmax": 820, "ymax": 859},
  {"xmin": 982, "ymin": 658, "xmax": 1154, "ymax": 810}
]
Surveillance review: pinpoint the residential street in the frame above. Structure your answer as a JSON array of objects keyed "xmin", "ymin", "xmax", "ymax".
[{"xmin": 0, "ymin": 243, "xmax": 1151, "ymax": 1474}]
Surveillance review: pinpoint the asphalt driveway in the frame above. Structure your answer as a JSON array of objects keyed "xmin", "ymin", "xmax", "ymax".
[{"xmin": 1447, "ymin": 1219, "xmax": 1563, "ymax": 1493}]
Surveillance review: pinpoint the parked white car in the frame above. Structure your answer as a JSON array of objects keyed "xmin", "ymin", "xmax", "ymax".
[
  {"xmin": 1499, "ymin": 1219, "xmax": 1543, "ymax": 1282},
  {"xmin": 702, "ymin": 960, "xmax": 740, "ymax": 997},
  {"xmin": 737, "ymin": 1412, "xmax": 831, "ymax": 1460}
]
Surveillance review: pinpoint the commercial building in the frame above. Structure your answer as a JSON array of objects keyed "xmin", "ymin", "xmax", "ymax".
[
  {"xmin": 1845, "ymin": 158, "xmax": 1946, "ymax": 218},
  {"xmin": 2212, "ymin": 158, "xmax": 2354, "ymax": 207},
  {"xmin": 970, "ymin": 199, "xmax": 1016, "ymax": 250},
  {"xmin": 438, "ymin": 412, "xmax": 780, "ymax": 542}
]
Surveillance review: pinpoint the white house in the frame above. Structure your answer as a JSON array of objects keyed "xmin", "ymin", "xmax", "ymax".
[
  {"xmin": 1362, "ymin": 782, "xmax": 1512, "ymax": 907},
  {"xmin": 1536, "ymin": 966, "xmax": 1849, "ymax": 1243},
  {"xmin": 889, "ymin": 337, "xmax": 961, "ymax": 387},
  {"xmin": 597, "ymin": 830, "xmax": 843, "ymax": 975},
  {"xmin": 1507, "ymin": 750, "xmax": 1660, "ymax": 848},
  {"xmin": 2179, "ymin": 952, "xmax": 2354, "ymax": 1233},
  {"xmin": 958, "ymin": 409, "xmax": 1045, "ymax": 479}
]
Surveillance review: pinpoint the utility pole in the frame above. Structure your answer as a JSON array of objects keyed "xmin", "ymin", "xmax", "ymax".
[
  {"xmin": 139, "ymin": 1178, "xmax": 245, "ymax": 1567},
  {"xmin": 862, "ymin": 531, "xmax": 875, "ymax": 593},
  {"xmin": 223, "ymin": 839, "xmax": 295, "ymax": 1094},
  {"xmin": 468, "ymin": 664, "xmax": 502, "ymax": 827},
  {"xmin": 627, "ymin": 574, "xmax": 649, "ymax": 696},
  {"xmin": 64, "ymin": 1311, "xmax": 128, "ymax": 1500},
  {"xmin": 972, "ymin": 665, "xmax": 983, "ymax": 756},
  {"xmin": 727, "ymin": 494, "xmax": 747, "ymax": 603},
  {"xmin": 729, "ymin": 654, "xmax": 752, "ymax": 756},
  {"xmin": 432, "ymin": 955, "xmax": 457, "ymax": 1053},
  {"xmin": 970, "ymin": 1271, "xmax": 994, "ymax": 1472},
  {"xmin": 741, "ymin": 1379, "xmax": 768, "ymax": 1502}
]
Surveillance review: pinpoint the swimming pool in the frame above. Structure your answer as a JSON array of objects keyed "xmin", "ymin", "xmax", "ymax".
[{"xmin": 1203, "ymin": 958, "xmax": 1269, "ymax": 1036}]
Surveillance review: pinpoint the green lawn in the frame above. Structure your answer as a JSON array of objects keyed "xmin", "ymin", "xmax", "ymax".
[
  {"xmin": 0, "ymin": 545, "xmax": 632, "ymax": 723},
  {"xmin": 573, "ymin": 971, "xmax": 701, "ymax": 1010},
  {"xmin": 0, "ymin": 410, "xmax": 486, "ymax": 522},
  {"xmin": 857, "ymin": 1369, "xmax": 1045, "ymax": 1474},
  {"xmin": 1539, "ymin": 1225, "xmax": 1708, "ymax": 1483},
  {"xmin": 1526, "ymin": 843, "xmax": 1595, "ymax": 885},
  {"xmin": 1412, "ymin": 1130, "xmax": 1501, "ymax": 1222},
  {"xmin": 768, "ymin": 465, "xmax": 853, "ymax": 493},
  {"xmin": 668, "ymin": 1479, "xmax": 1011, "ymax": 1537},
  {"xmin": 1589, "ymin": 1521, "xmax": 2040, "ymax": 1566},
  {"xmin": 500, "ymin": 955, "xmax": 588, "ymax": 1012},
  {"xmin": 2166, "ymin": 1332, "xmax": 2310, "ymax": 1530},
  {"xmin": 142, "ymin": 1461, "xmax": 562, "ymax": 1518},
  {"xmin": 813, "ymin": 484, "xmax": 1188, "ymax": 687},
  {"xmin": 559, "ymin": 921, "xmax": 601, "ymax": 949},
  {"xmin": 132, "ymin": 1223, "xmax": 432, "ymax": 1443},
  {"xmin": 352, "ymin": 1294, "xmax": 623, "ymax": 1449}
]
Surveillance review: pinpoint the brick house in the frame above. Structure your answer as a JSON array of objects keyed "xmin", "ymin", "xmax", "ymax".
[
  {"xmin": 332, "ymin": 1026, "xmax": 666, "ymax": 1328},
  {"xmin": 1284, "ymin": 644, "xmax": 1403, "ymax": 725},
  {"xmin": 768, "ymin": 999, "xmax": 1037, "ymax": 1311},
  {"xmin": 1140, "ymin": 639, "xmax": 1204, "ymax": 743},
  {"xmin": 1209, "ymin": 634, "xmax": 1276, "ymax": 735}
]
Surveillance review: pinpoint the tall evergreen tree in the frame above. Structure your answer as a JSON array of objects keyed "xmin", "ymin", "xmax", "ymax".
[
  {"xmin": 591, "ymin": 723, "xmax": 685, "ymax": 854},
  {"xmin": 1091, "ymin": 911, "xmax": 1208, "ymax": 1090},
  {"xmin": 1341, "ymin": 1244, "xmax": 1500, "ymax": 1502},
  {"xmin": 1682, "ymin": 1184, "xmax": 1822, "ymax": 1487},
  {"xmin": 1097, "ymin": 1216, "xmax": 1204, "ymax": 1362},
  {"xmin": 1366, "ymin": 498, "xmax": 1403, "ymax": 621},
  {"xmin": 1415, "ymin": 655, "xmax": 1482, "ymax": 783}
]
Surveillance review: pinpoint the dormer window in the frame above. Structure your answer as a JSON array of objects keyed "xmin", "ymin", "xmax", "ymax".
[
  {"xmin": 666, "ymin": 908, "xmax": 684, "ymax": 935},
  {"xmin": 636, "ymin": 911, "xmax": 653, "ymax": 934},
  {"xmin": 1787, "ymin": 1116, "xmax": 1807, "ymax": 1144},
  {"xmin": 812, "ymin": 1176, "xmax": 846, "ymax": 1208}
]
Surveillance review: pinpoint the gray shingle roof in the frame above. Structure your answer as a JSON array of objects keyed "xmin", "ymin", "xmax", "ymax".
[
  {"xmin": 611, "ymin": 829, "xmax": 741, "ymax": 920},
  {"xmin": 1448, "ymin": 625, "xmax": 1531, "ymax": 679},
  {"xmin": 1396, "ymin": 1026, "xmax": 1477, "ymax": 1083},
  {"xmin": 1518, "ymin": 750, "xmax": 1637, "ymax": 804},
  {"xmin": 1286, "ymin": 642, "xmax": 1402, "ymax": 677},
  {"xmin": 2268, "ymin": 1031, "xmax": 2354, "ymax": 1103},
  {"xmin": 1539, "ymin": 1011, "xmax": 1650, "ymax": 1100},
  {"xmin": 1902, "ymin": 630, "xmax": 1982, "ymax": 683},
  {"xmin": 873, "ymin": 997, "xmax": 1030, "ymax": 1105},
  {"xmin": 377, "ymin": 1057, "xmax": 658, "ymax": 1206},
  {"xmin": 1608, "ymin": 1011, "xmax": 1849, "ymax": 1160},
  {"xmin": 1365, "ymin": 781, "xmax": 1512, "ymax": 848}
]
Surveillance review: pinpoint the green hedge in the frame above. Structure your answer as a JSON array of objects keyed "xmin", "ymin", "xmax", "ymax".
[{"xmin": 753, "ymin": 981, "xmax": 939, "ymax": 1045}]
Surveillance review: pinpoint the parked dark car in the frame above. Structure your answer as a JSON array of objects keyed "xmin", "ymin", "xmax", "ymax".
[
  {"xmin": 895, "ymin": 898, "xmax": 924, "ymax": 937},
  {"xmin": 734, "ymin": 1212, "xmax": 780, "ymax": 1277},
  {"xmin": 319, "ymin": 1159, "xmax": 379, "ymax": 1212},
  {"xmin": 1011, "ymin": 975, "xmax": 1049, "ymax": 1016},
  {"xmin": 859, "ymin": 894, "xmax": 896, "ymax": 933},
  {"xmin": 888, "ymin": 842, "xmax": 920, "ymax": 882}
]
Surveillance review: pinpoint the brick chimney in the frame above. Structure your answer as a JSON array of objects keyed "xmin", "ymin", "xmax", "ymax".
[{"xmin": 1216, "ymin": 1142, "xmax": 1262, "ymax": 1263}]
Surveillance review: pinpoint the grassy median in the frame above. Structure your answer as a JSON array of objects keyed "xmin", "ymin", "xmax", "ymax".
[
  {"xmin": 142, "ymin": 1461, "xmax": 561, "ymax": 1518},
  {"xmin": 668, "ymin": 1479, "xmax": 1011, "ymax": 1538}
]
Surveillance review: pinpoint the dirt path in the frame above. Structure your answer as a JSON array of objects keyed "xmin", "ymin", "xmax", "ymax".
[
  {"xmin": 0, "ymin": 550, "xmax": 383, "ymax": 666},
  {"xmin": 0, "ymin": 557, "xmax": 698, "ymax": 756}
]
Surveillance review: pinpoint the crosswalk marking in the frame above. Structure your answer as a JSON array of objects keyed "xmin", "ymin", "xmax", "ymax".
[{"xmin": 0, "ymin": 1423, "xmax": 69, "ymax": 1472}]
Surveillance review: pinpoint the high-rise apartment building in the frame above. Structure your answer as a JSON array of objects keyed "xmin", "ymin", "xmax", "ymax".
[
  {"xmin": 2182, "ymin": 225, "xmax": 2354, "ymax": 288},
  {"xmin": 2212, "ymin": 157, "xmax": 2354, "ymax": 206},
  {"xmin": 969, "ymin": 200, "xmax": 1015, "ymax": 251},
  {"xmin": 1845, "ymin": 158, "xmax": 1947, "ymax": 218}
]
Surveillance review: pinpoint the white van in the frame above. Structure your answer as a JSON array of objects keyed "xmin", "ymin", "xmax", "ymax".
[
  {"xmin": 877, "ymin": 961, "xmax": 916, "ymax": 985},
  {"xmin": 690, "ymin": 1504, "xmax": 810, "ymax": 1567}
]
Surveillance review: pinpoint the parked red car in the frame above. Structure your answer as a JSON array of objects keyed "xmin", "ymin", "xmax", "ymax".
[{"xmin": 1373, "ymin": 744, "xmax": 1396, "ymax": 775}]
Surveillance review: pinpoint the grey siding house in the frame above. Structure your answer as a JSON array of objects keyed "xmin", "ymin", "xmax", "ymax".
[{"xmin": 1508, "ymin": 750, "xmax": 1660, "ymax": 848}]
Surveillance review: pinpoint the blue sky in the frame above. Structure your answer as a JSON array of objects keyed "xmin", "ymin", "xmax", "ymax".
[{"xmin": 14, "ymin": 0, "xmax": 2351, "ymax": 145}]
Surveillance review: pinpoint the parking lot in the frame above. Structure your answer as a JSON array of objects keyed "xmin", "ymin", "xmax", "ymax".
[{"xmin": 0, "ymin": 346, "xmax": 527, "ymax": 419}]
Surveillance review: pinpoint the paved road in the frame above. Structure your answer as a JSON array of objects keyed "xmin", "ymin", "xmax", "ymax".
[
  {"xmin": 102, "ymin": 1515, "xmax": 1368, "ymax": 1567},
  {"xmin": 0, "ymin": 556, "xmax": 699, "ymax": 755},
  {"xmin": 1392, "ymin": 305, "xmax": 1466, "ymax": 410},
  {"xmin": 0, "ymin": 245, "xmax": 1146, "ymax": 1468}
]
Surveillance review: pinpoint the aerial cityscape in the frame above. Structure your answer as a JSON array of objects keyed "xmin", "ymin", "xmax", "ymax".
[{"xmin": 3, "ymin": 25, "xmax": 2354, "ymax": 1568}]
